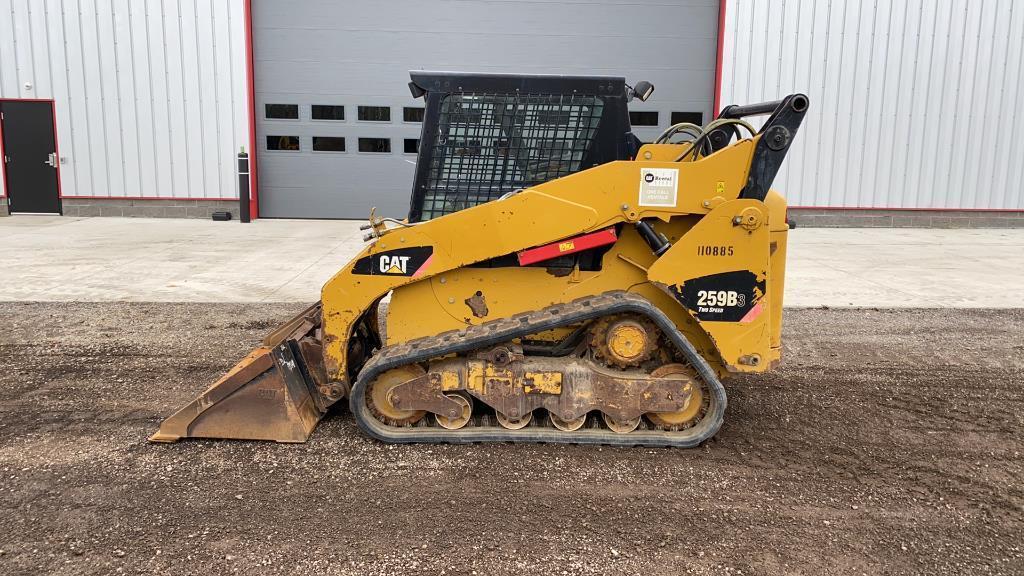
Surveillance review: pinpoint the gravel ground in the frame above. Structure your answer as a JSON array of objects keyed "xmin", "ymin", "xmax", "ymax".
[{"xmin": 0, "ymin": 302, "xmax": 1021, "ymax": 575}]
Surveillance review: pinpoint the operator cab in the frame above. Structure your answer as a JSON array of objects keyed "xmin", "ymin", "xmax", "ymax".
[{"xmin": 406, "ymin": 71, "xmax": 652, "ymax": 222}]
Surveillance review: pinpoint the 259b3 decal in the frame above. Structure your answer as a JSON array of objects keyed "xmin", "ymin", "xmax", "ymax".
[
  {"xmin": 696, "ymin": 289, "xmax": 746, "ymax": 308},
  {"xmin": 673, "ymin": 270, "xmax": 766, "ymax": 322}
]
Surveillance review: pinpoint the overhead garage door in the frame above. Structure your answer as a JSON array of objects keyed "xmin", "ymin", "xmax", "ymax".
[{"xmin": 252, "ymin": 0, "xmax": 720, "ymax": 219}]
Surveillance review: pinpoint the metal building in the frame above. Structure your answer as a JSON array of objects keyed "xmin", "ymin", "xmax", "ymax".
[
  {"xmin": 1, "ymin": 0, "xmax": 1022, "ymax": 224},
  {"xmin": 720, "ymin": 0, "xmax": 1024, "ymax": 216},
  {"xmin": 0, "ymin": 0, "xmax": 248, "ymax": 216}
]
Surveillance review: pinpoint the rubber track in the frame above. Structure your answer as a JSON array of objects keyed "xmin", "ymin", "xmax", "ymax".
[{"xmin": 349, "ymin": 291, "xmax": 727, "ymax": 447}]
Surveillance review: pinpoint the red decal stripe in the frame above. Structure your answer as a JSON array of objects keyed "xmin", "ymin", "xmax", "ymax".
[
  {"xmin": 739, "ymin": 301, "xmax": 764, "ymax": 323},
  {"xmin": 411, "ymin": 254, "xmax": 434, "ymax": 278},
  {"xmin": 517, "ymin": 228, "xmax": 618, "ymax": 266}
]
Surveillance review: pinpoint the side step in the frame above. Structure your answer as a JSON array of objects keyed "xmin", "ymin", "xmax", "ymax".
[{"xmin": 150, "ymin": 303, "xmax": 329, "ymax": 443}]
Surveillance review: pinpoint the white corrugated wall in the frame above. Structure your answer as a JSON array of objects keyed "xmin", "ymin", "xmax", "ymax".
[
  {"xmin": 0, "ymin": 0, "xmax": 248, "ymax": 199},
  {"xmin": 720, "ymin": 0, "xmax": 1024, "ymax": 210}
]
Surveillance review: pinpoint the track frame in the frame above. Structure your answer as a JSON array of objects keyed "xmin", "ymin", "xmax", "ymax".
[{"xmin": 350, "ymin": 291, "xmax": 727, "ymax": 447}]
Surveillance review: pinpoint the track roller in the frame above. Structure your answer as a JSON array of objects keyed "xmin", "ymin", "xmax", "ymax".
[
  {"xmin": 549, "ymin": 412, "xmax": 587, "ymax": 432},
  {"xmin": 496, "ymin": 411, "xmax": 533, "ymax": 430},
  {"xmin": 433, "ymin": 393, "xmax": 472, "ymax": 430},
  {"xmin": 602, "ymin": 413, "xmax": 641, "ymax": 434}
]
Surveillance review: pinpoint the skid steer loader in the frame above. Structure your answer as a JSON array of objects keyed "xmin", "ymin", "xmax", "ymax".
[{"xmin": 151, "ymin": 71, "xmax": 808, "ymax": 448}]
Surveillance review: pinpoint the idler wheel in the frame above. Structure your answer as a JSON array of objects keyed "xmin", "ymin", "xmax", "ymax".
[
  {"xmin": 367, "ymin": 365, "xmax": 427, "ymax": 427},
  {"xmin": 645, "ymin": 363, "xmax": 704, "ymax": 430}
]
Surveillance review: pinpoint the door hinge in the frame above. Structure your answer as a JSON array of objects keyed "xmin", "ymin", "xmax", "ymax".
[{"xmin": 46, "ymin": 152, "xmax": 57, "ymax": 168}]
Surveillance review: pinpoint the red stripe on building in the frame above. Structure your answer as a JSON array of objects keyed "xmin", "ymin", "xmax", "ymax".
[
  {"xmin": 244, "ymin": 0, "xmax": 259, "ymax": 219},
  {"xmin": 713, "ymin": 0, "xmax": 727, "ymax": 115}
]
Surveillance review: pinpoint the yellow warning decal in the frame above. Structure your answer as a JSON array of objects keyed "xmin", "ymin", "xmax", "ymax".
[
  {"xmin": 716, "ymin": 181, "xmax": 726, "ymax": 195},
  {"xmin": 558, "ymin": 241, "xmax": 575, "ymax": 252}
]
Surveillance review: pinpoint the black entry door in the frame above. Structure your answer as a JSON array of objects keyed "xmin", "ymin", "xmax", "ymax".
[{"xmin": 1, "ymin": 101, "xmax": 61, "ymax": 214}]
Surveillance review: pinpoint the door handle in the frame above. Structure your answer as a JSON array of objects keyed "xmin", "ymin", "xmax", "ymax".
[{"xmin": 45, "ymin": 153, "xmax": 57, "ymax": 168}]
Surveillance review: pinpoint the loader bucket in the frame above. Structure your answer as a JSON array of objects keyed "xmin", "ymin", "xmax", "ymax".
[{"xmin": 150, "ymin": 303, "xmax": 330, "ymax": 443}]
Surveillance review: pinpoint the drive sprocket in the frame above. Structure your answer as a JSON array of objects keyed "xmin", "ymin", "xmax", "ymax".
[{"xmin": 589, "ymin": 313, "xmax": 661, "ymax": 368}]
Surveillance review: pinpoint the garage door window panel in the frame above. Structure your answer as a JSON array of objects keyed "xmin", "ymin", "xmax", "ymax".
[
  {"xmin": 312, "ymin": 105, "xmax": 346, "ymax": 121},
  {"xmin": 671, "ymin": 111, "xmax": 703, "ymax": 126},
  {"xmin": 403, "ymin": 107, "xmax": 425, "ymax": 122},
  {"xmin": 629, "ymin": 111, "xmax": 659, "ymax": 126},
  {"xmin": 265, "ymin": 104, "xmax": 299, "ymax": 120},
  {"xmin": 358, "ymin": 106, "xmax": 391, "ymax": 122},
  {"xmin": 267, "ymin": 135, "xmax": 301, "ymax": 151},
  {"xmin": 358, "ymin": 138, "xmax": 391, "ymax": 153},
  {"xmin": 313, "ymin": 136, "xmax": 346, "ymax": 152}
]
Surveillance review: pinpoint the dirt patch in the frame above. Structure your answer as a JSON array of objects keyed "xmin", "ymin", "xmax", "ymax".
[{"xmin": 0, "ymin": 303, "xmax": 1021, "ymax": 575}]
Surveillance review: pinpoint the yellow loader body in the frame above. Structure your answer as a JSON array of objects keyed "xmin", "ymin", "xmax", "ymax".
[{"xmin": 151, "ymin": 80, "xmax": 807, "ymax": 448}]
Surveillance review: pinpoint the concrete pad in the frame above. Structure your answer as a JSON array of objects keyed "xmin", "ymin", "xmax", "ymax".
[
  {"xmin": 784, "ymin": 228, "xmax": 1024, "ymax": 307},
  {"xmin": 0, "ymin": 215, "xmax": 1022, "ymax": 307}
]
